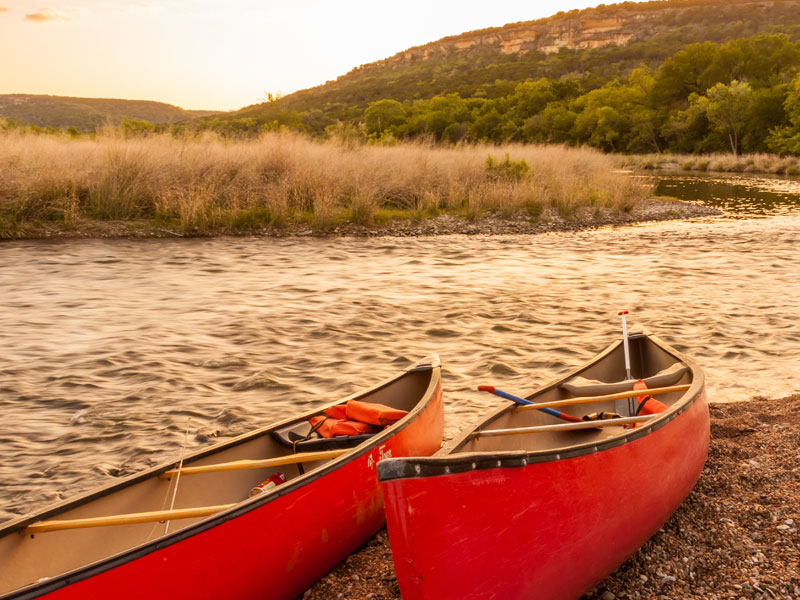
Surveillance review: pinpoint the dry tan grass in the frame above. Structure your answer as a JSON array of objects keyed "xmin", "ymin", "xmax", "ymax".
[
  {"xmin": 0, "ymin": 130, "xmax": 651, "ymax": 236},
  {"xmin": 620, "ymin": 152, "xmax": 800, "ymax": 175}
]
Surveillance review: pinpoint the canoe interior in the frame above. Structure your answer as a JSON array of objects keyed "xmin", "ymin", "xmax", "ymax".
[
  {"xmin": 0, "ymin": 366, "xmax": 434, "ymax": 597},
  {"xmin": 455, "ymin": 334, "xmax": 693, "ymax": 454}
]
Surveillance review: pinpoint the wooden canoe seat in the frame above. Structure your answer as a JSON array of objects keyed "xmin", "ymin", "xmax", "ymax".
[
  {"xmin": 560, "ymin": 363, "xmax": 689, "ymax": 397},
  {"xmin": 271, "ymin": 420, "xmax": 375, "ymax": 453}
]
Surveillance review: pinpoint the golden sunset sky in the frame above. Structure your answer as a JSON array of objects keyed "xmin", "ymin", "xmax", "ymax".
[{"xmin": 0, "ymin": 1, "xmax": 650, "ymax": 111}]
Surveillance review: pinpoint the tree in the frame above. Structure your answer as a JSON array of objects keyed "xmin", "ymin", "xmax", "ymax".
[
  {"xmin": 120, "ymin": 118, "xmax": 156, "ymax": 137},
  {"xmin": 364, "ymin": 99, "xmax": 406, "ymax": 136},
  {"xmin": 741, "ymin": 86, "xmax": 787, "ymax": 152},
  {"xmin": 470, "ymin": 108, "xmax": 504, "ymax": 141},
  {"xmin": 660, "ymin": 102, "xmax": 712, "ymax": 154},
  {"xmin": 652, "ymin": 42, "xmax": 723, "ymax": 107},
  {"xmin": 766, "ymin": 74, "xmax": 800, "ymax": 154},
  {"xmin": 509, "ymin": 79, "xmax": 557, "ymax": 121},
  {"xmin": 522, "ymin": 103, "xmax": 577, "ymax": 143},
  {"xmin": 691, "ymin": 80, "xmax": 754, "ymax": 155}
]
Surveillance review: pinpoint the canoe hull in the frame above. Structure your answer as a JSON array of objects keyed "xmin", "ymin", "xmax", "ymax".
[
  {"xmin": 5, "ymin": 367, "xmax": 443, "ymax": 600},
  {"xmin": 380, "ymin": 334, "xmax": 708, "ymax": 600}
]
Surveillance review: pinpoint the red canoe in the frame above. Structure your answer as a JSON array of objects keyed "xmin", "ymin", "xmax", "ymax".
[
  {"xmin": 378, "ymin": 332, "xmax": 708, "ymax": 600},
  {"xmin": 0, "ymin": 356, "xmax": 443, "ymax": 600}
]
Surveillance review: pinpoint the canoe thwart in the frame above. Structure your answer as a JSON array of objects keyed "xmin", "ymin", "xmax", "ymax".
[
  {"xmin": 22, "ymin": 503, "xmax": 238, "ymax": 535},
  {"xmin": 560, "ymin": 363, "xmax": 689, "ymax": 397},
  {"xmin": 159, "ymin": 448, "xmax": 347, "ymax": 479},
  {"xmin": 473, "ymin": 414, "xmax": 657, "ymax": 438},
  {"xmin": 513, "ymin": 384, "xmax": 690, "ymax": 413}
]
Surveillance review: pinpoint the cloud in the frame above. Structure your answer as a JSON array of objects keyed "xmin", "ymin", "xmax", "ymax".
[
  {"xmin": 24, "ymin": 7, "xmax": 74, "ymax": 22},
  {"xmin": 0, "ymin": 7, "xmax": 8, "ymax": 12}
]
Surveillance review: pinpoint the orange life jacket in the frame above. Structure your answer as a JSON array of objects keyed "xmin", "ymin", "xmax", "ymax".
[
  {"xmin": 313, "ymin": 400, "xmax": 408, "ymax": 438},
  {"xmin": 324, "ymin": 400, "xmax": 408, "ymax": 427},
  {"xmin": 633, "ymin": 379, "xmax": 667, "ymax": 416},
  {"xmin": 344, "ymin": 399, "xmax": 408, "ymax": 426},
  {"xmin": 323, "ymin": 405, "xmax": 348, "ymax": 420},
  {"xmin": 309, "ymin": 415, "xmax": 377, "ymax": 439}
]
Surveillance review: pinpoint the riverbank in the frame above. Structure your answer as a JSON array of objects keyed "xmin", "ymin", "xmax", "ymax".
[
  {"xmin": 2, "ymin": 196, "xmax": 719, "ymax": 240},
  {"xmin": 620, "ymin": 152, "xmax": 800, "ymax": 176},
  {"xmin": 303, "ymin": 395, "xmax": 800, "ymax": 599},
  {"xmin": 0, "ymin": 132, "xmax": 653, "ymax": 240}
]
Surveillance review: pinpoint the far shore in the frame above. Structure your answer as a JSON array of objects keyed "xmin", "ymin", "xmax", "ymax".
[
  {"xmin": 620, "ymin": 152, "xmax": 800, "ymax": 176},
  {"xmin": 1, "ymin": 197, "xmax": 720, "ymax": 242}
]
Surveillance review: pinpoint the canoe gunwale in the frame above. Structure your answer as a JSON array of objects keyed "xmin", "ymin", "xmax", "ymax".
[
  {"xmin": 378, "ymin": 333, "xmax": 704, "ymax": 482},
  {"xmin": 1, "ymin": 355, "xmax": 441, "ymax": 600}
]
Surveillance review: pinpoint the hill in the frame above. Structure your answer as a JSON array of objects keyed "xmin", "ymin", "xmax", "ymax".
[
  {"xmin": 199, "ymin": 0, "xmax": 800, "ymax": 134},
  {"xmin": 0, "ymin": 94, "xmax": 220, "ymax": 132}
]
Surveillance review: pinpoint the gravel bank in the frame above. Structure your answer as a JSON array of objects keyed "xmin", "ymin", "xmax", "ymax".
[
  {"xmin": 301, "ymin": 197, "xmax": 719, "ymax": 238},
  {"xmin": 303, "ymin": 395, "xmax": 800, "ymax": 599},
  {"xmin": 5, "ymin": 197, "xmax": 719, "ymax": 240}
]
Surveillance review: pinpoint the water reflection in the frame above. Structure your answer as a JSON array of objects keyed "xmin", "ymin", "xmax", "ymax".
[{"xmin": 654, "ymin": 171, "xmax": 800, "ymax": 217}]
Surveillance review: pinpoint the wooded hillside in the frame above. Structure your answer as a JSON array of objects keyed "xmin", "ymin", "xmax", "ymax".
[
  {"xmin": 196, "ymin": 0, "xmax": 800, "ymax": 142},
  {"xmin": 0, "ymin": 95, "xmax": 219, "ymax": 132}
]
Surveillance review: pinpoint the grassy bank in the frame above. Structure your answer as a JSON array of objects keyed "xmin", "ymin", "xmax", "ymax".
[
  {"xmin": 620, "ymin": 152, "xmax": 800, "ymax": 175},
  {"xmin": 0, "ymin": 131, "xmax": 649, "ymax": 239}
]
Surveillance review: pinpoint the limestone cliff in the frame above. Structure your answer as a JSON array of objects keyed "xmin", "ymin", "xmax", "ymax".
[{"xmin": 356, "ymin": 0, "xmax": 800, "ymax": 70}]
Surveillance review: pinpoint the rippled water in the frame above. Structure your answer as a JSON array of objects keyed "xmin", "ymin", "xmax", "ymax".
[
  {"xmin": 2, "ymin": 174, "xmax": 799, "ymax": 522},
  {"xmin": 654, "ymin": 171, "xmax": 800, "ymax": 216}
]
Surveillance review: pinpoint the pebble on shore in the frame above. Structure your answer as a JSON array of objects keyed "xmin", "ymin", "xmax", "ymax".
[{"xmin": 303, "ymin": 395, "xmax": 800, "ymax": 600}]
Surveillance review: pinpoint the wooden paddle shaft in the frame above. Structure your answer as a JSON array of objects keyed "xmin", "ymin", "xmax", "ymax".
[
  {"xmin": 474, "ymin": 414, "xmax": 656, "ymax": 438},
  {"xmin": 513, "ymin": 384, "xmax": 690, "ymax": 413},
  {"xmin": 22, "ymin": 503, "xmax": 237, "ymax": 535},
  {"xmin": 159, "ymin": 448, "xmax": 348, "ymax": 479}
]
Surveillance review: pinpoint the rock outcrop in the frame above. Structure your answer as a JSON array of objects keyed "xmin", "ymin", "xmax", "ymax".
[{"xmin": 356, "ymin": 1, "xmax": 800, "ymax": 70}]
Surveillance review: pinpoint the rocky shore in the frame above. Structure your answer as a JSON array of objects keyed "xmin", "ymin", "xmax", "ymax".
[
  {"xmin": 318, "ymin": 197, "xmax": 719, "ymax": 238},
  {"xmin": 303, "ymin": 395, "xmax": 800, "ymax": 600},
  {"xmin": 4, "ymin": 197, "xmax": 720, "ymax": 241}
]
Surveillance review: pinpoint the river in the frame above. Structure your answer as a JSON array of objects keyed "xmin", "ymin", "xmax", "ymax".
[{"xmin": 1, "ymin": 172, "xmax": 799, "ymax": 521}]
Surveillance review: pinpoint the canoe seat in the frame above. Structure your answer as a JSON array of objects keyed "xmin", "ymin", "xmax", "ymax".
[
  {"xmin": 560, "ymin": 363, "xmax": 689, "ymax": 397},
  {"xmin": 271, "ymin": 420, "xmax": 375, "ymax": 453}
]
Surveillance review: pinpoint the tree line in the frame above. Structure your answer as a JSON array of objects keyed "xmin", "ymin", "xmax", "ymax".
[
  {"xmin": 359, "ymin": 34, "xmax": 800, "ymax": 155},
  {"xmin": 10, "ymin": 32, "xmax": 800, "ymax": 156},
  {"xmin": 195, "ymin": 33, "xmax": 800, "ymax": 155}
]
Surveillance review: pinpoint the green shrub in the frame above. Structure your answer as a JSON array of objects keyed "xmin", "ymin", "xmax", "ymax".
[
  {"xmin": 231, "ymin": 206, "xmax": 274, "ymax": 231},
  {"xmin": 485, "ymin": 153, "xmax": 530, "ymax": 181},
  {"xmin": 524, "ymin": 199, "xmax": 545, "ymax": 221}
]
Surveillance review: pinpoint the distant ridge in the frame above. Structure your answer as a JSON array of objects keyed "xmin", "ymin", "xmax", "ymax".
[
  {"xmin": 206, "ymin": 0, "xmax": 800, "ymax": 131},
  {"xmin": 0, "ymin": 94, "xmax": 220, "ymax": 131},
  {"xmin": 6, "ymin": 0, "xmax": 800, "ymax": 135}
]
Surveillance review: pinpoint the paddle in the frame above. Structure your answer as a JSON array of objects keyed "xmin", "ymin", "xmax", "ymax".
[
  {"xmin": 477, "ymin": 386, "xmax": 582, "ymax": 423},
  {"xmin": 511, "ymin": 384, "xmax": 690, "ymax": 412},
  {"xmin": 472, "ymin": 414, "xmax": 656, "ymax": 438}
]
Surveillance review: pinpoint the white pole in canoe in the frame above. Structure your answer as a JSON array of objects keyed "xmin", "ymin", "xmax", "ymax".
[
  {"xmin": 619, "ymin": 310, "xmax": 632, "ymax": 381},
  {"xmin": 619, "ymin": 310, "xmax": 635, "ymax": 417}
]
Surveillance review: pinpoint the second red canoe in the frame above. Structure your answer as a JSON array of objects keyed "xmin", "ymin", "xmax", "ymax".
[{"xmin": 378, "ymin": 332, "xmax": 708, "ymax": 600}]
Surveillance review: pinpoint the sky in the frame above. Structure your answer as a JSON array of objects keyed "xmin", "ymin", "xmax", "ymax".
[{"xmin": 0, "ymin": 1, "xmax": 652, "ymax": 111}]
